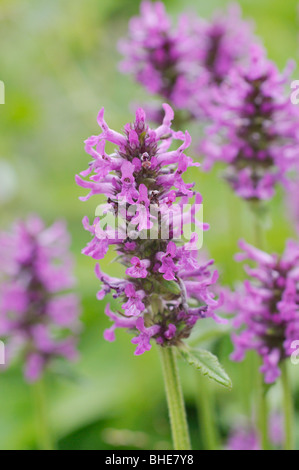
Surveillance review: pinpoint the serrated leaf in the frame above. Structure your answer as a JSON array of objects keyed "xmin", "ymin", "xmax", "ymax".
[{"xmin": 180, "ymin": 347, "xmax": 232, "ymax": 389}]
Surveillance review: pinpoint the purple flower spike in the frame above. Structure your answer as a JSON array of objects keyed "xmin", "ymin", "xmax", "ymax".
[
  {"xmin": 227, "ymin": 239, "xmax": 299, "ymax": 383},
  {"xmin": 77, "ymin": 104, "xmax": 222, "ymax": 355},
  {"xmin": 201, "ymin": 45, "xmax": 299, "ymax": 201},
  {"xmin": 119, "ymin": 2, "xmax": 255, "ymax": 120},
  {"xmin": 0, "ymin": 216, "xmax": 81, "ymax": 382}
]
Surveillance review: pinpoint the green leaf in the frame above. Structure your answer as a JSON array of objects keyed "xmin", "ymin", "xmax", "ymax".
[{"xmin": 179, "ymin": 347, "xmax": 232, "ymax": 389}]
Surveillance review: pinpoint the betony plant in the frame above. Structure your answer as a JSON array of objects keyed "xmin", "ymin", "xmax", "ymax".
[{"xmin": 76, "ymin": 104, "xmax": 231, "ymax": 450}]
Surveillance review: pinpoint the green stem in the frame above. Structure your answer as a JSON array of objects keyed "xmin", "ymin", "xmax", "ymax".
[
  {"xmin": 32, "ymin": 379, "xmax": 54, "ymax": 450},
  {"xmin": 196, "ymin": 374, "xmax": 219, "ymax": 450},
  {"xmin": 251, "ymin": 202, "xmax": 265, "ymax": 250},
  {"xmin": 257, "ymin": 368, "xmax": 270, "ymax": 450},
  {"xmin": 159, "ymin": 346, "xmax": 191, "ymax": 450},
  {"xmin": 251, "ymin": 205, "xmax": 270, "ymax": 450},
  {"xmin": 281, "ymin": 361, "xmax": 295, "ymax": 450}
]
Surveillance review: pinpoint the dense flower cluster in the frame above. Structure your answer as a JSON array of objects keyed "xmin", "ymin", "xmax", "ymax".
[
  {"xmin": 0, "ymin": 216, "xmax": 81, "ymax": 382},
  {"xmin": 201, "ymin": 45, "xmax": 299, "ymax": 200},
  {"xmin": 119, "ymin": 2, "xmax": 254, "ymax": 120},
  {"xmin": 76, "ymin": 104, "xmax": 223, "ymax": 355},
  {"xmin": 118, "ymin": 1, "xmax": 198, "ymax": 113},
  {"xmin": 228, "ymin": 239, "xmax": 299, "ymax": 383}
]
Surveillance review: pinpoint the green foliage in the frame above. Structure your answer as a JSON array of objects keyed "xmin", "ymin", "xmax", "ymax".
[{"xmin": 179, "ymin": 347, "xmax": 232, "ymax": 390}]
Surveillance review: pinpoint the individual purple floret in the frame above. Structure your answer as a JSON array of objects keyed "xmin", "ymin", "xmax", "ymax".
[
  {"xmin": 0, "ymin": 216, "xmax": 81, "ymax": 382},
  {"xmin": 201, "ymin": 45, "xmax": 299, "ymax": 200},
  {"xmin": 76, "ymin": 103, "xmax": 222, "ymax": 355},
  {"xmin": 119, "ymin": 2, "xmax": 254, "ymax": 121},
  {"xmin": 228, "ymin": 239, "xmax": 299, "ymax": 383}
]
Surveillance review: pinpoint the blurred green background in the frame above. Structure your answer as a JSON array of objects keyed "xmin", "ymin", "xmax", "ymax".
[{"xmin": 0, "ymin": 0, "xmax": 299, "ymax": 450}]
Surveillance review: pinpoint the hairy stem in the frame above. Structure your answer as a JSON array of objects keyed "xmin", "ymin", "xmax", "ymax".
[
  {"xmin": 32, "ymin": 379, "xmax": 54, "ymax": 450},
  {"xmin": 251, "ymin": 201, "xmax": 265, "ymax": 250},
  {"xmin": 252, "ymin": 205, "xmax": 270, "ymax": 450},
  {"xmin": 159, "ymin": 346, "xmax": 191, "ymax": 450},
  {"xmin": 257, "ymin": 368, "xmax": 270, "ymax": 450}
]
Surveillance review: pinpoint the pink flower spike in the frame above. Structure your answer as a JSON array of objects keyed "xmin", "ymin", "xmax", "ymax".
[{"xmin": 77, "ymin": 102, "xmax": 224, "ymax": 355}]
